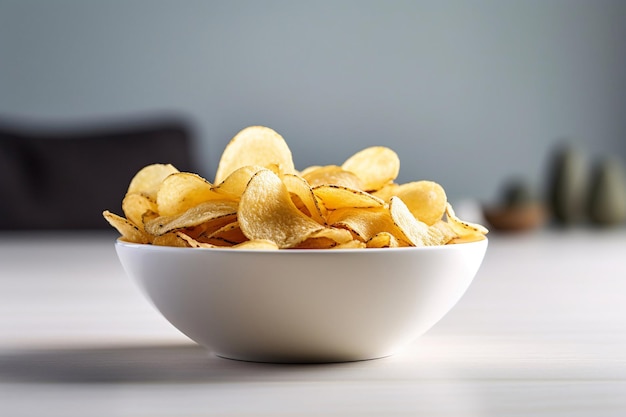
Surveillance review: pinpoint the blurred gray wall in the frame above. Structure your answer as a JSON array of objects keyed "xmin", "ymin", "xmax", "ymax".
[{"xmin": 1, "ymin": 0, "xmax": 625, "ymax": 203}]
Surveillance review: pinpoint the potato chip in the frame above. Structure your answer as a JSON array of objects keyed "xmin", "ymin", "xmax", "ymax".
[
  {"xmin": 372, "ymin": 182, "xmax": 401, "ymax": 202},
  {"xmin": 309, "ymin": 226, "xmax": 354, "ymax": 244},
  {"xmin": 176, "ymin": 232, "xmax": 219, "ymax": 248},
  {"xmin": 326, "ymin": 207, "xmax": 396, "ymax": 242},
  {"xmin": 444, "ymin": 203, "xmax": 488, "ymax": 242},
  {"xmin": 313, "ymin": 185, "xmax": 385, "ymax": 210},
  {"xmin": 342, "ymin": 146, "xmax": 400, "ymax": 192},
  {"xmin": 332, "ymin": 240, "xmax": 367, "ymax": 249},
  {"xmin": 298, "ymin": 165, "xmax": 322, "ymax": 177},
  {"xmin": 293, "ymin": 229, "xmax": 357, "ymax": 249},
  {"xmin": 145, "ymin": 200, "xmax": 238, "ymax": 236},
  {"xmin": 103, "ymin": 210, "xmax": 151, "ymax": 244},
  {"xmin": 394, "ymin": 180, "xmax": 447, "ymax": 226},
  {"xmin": 281, "ymin": 173, "xmax": 326, "ymax": 224},
  {"xmin": 213, "ymin": 165, "xmax": 265, "ymax": 199},
  {"xmin": 122, "ymin": 193, "xmax": 158, "ymax": 230},
  {"xmin": 429, "ymin": 220, "xmax": 459, "ymax": 245},
  {"xmin": 199, "ymin": 221, "xmax": 247, "ymax": 246},
  {"xmin": 156, "ymin": 172, "xmax": 221, "ymax": 217},
  {"xmin": 233, "ymin": 239, "xmax": 280, "ymax": 250},
  {"xmin": 294, "ymin": 237, "xmax": 339, "ymax": 249},
  {"xmin": 389, "ymin": 197, "xmax": 448, "ymax": 246},
  {"xmin": 366, "ymin": 232, "xmax": 406, "ymax": 248},
  {"xmin": 126, "ymin": 163, "xmax": 179, "ymax": 200},
  {"xmin": 239, "ymin": 169, "xmax": 325, "ymax": 248},
  {"xmin": 302, "ymin": 165, "xmax": 365, "ymax": 190},
  {"xmin": 152, "ymin": 232, "xmax": 190, "ymax": 247},
  {"xmin": 214, "ymin": 126, "xmax": 296, "ymax": 184}
]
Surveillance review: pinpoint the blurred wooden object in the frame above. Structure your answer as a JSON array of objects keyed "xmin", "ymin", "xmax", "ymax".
[
  {"xmin": 483, "ymin": 203, "xmax": 547, "ymax": 232},
  {"xmin": 483, "ymin": 178, "xmax": 547, "ymax": 232}
]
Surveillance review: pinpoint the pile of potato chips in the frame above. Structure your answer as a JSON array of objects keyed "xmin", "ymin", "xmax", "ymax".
[{"xmin": 104, "ymin": 126, "xmax": 487, "ymax": 250}]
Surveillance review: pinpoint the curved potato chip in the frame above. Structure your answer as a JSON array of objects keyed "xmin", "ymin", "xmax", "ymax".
[
  {"xmin": 309, "ymin": 226, "xmax": 354, "ymax": 244},
  {"xmin": 233, "ymin": 239, "xmax": 279, "ymax": 250},
  {"xmin": 298, "ymin": 165, "xmax": 322, "ymax": 177},
  {"xmin": 122, "ymin": 193, "xmax": 158, "ymax": 230},
  {"xmin": 281, "ymin": 173, "xmax": 326, "ymax": 224},
  {"xmin": 145, "ymin": 200, "xmax": 238, "ymax": 236},
  {"xmin": 213, "ymin": 165, "xmax": 265, "ymax": 199},
  {"xmin": 332, "ymin": 240, "xmax": 367, "ymax": 249},
  {"xmin": 389, "ymin": 197, "xmax": 448, "ymax": 246},
  {"xmin": 326, "ymin": 207, "xmax": 397, "ymax": 242},
  {"xmin": 302, "ymin": 165, "xmax": 365, "ymax": 190},
  {"xmin": 366, "ymin": 232, "xmax": 406, "ymax": 248},
  {"xmin": 313, "ymin": 185, "xmax": 385, "ymax": 210},
  {"xmin": 157, "ymin": 172, "xmax": 221, "ymax": 217},
  {"xmin": 152, "ymin": 232, "xmax": 190, "ymax": 247},
  {"xmin": 372, "ymin": 182, "xmax": 401, "ymax": 202},
  {"xmin": 239, "ymin": 169, "xmax": 324, "ymax": 248},
  {"xmin": 395, "ymin": 180, "xmax": 447, "ymax": 226},
  {"xmin": 176, "ymin": 232, "xmax": 219, "ymax": 248},
  {"xmin": 103, "ymin": 210, "xmax": 151, "ymax": 244},
  {"xmin": 126, "ymin": 163, "xmax": 179, "ymax": 200},
  {"xmin": 342, "ymin": 146, "xmax": 400, "ymax": 192},
  {"xmin": 294, "ymin": 237, "xmax": 338, "ymax": 249},
  {"xmin": 445, "ymin": 203, "xmax": 489, "ymax": 242},
  {"xmin": 214, "ymin": 126, "xmax": 295, "ymax": 184},
  {"xmin": 201, "ymin": 221, "xmax": 247, "ymax": 245},
  {"xmin": 430, "ymin": 220, "xmax": 459, "ymax": 245}
]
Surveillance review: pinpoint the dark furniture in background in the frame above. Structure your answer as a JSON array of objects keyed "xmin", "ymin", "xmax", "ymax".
[{"xmin": 0, "ymin": 117, "xmax": 195, "ymax": 230}]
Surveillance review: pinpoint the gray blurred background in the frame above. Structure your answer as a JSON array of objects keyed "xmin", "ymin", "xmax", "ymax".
[{"xmin": 1, "ymin": 0, "xmax": 625, "ymax": 205}]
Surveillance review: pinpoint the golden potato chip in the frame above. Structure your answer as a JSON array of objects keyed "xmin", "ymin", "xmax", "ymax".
[
  {"xmin": 429, "ymin": 220, "xmax": 459, "ymax": 245},
  {"xmin": 233, "ymin": 239, "xmax": 279, "ymax": 250},
  {"xmin": 145, "ymin": 200, "xmax": 238, "ymax": 236},
  {"xmin": 326, "ymin": 206, "xmax": 396, "ymax": 242},
  {"xmin": 394, "ymin": 180, "xmax": 447, "ymax": 226},
  {"xmin": 332, "ymin": 240, "xmax": 367, "ymax": 249},
  {"xmin": 152, "ymin": 232, "xmax": 190, "ymax": 247},
  {"xmin": 302, "ymin": 165, "xmax": 365, "ymax": 190},
  {"xmin": 212, "ymin": 165, "xmax": 265, "ymax": 199},
  {"xmin": 313, "ymin": 185, "xmax": 385, "ymax": 210},
  {"xmin": 200, "ymin": 221, "xmax": 247, "ymax": 245},
  {"xmin": 294, "ymin": 237, "xmax": 339, "ymax": 249},
  {"xmin": 298, "ymin": 165, "xmax": 322, "ymax": 177},
  {"xmin": 293, "ymin": 229, "xmax": 356, "ymax": 249},
  {"xmin": 372, "ymin": 182, "xmax": 401, "ymax": 202},
  {"xmin": 342, "ymin": 146, "xmax": 400, "ymax": 192},
  {"xmin": 281, "ymin": 173, "xmax": 326, "ymax": 224},
  {"xmin": 141, "ymin": 209, "xmax": 160, "ymax": 228},
  {"xmin": 122, "ymin": 193, "xmax": 157, "ymax": 230},
  {"xmin": 126, "ymin": 163, "xmax": 179, "ymax": 200},
  {"xmin": 176, "ymin": 232, "xmax": 219, "ymax": 248},
  {"xmin": 239, "ymin": 169, "xmax": 325, "ymax": 248},
  {"xmin": 389, "ymin": 197, "xmax": 448, "ymax": 246},
  {"xmin": 103, "ymin": 210, "xmax": 151, "ymax": 244},
  {"xmin": 445, "ymin": 203, "xmax": 489, "ymax": 242},
  {"xmin": 156, "ymin": 172, "xmax": 221, "ymax": 217},
  {"xmin": 366, "ymin": 232, "xmax": 406, "ymax": 248},
  {"xmin": 122, "ymin": 193, "xmax": 158, "ymax": 230},
  {"xmin": 309, "ymin": 226, "xmax": 354, "ymax": 244},
  {"xmin": 214, "ymin": 126, "xmax": 296, "ymax": 184}
]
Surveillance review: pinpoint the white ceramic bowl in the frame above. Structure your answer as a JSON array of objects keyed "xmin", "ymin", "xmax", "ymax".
[{"xmin": 115, "ymin": 239, "xmax": 487, "ymax": 363}]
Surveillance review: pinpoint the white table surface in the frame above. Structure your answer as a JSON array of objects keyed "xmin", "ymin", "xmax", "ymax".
[{"xmin": 1, "ymin": 228, "xmax": 625, "ymax": 417}]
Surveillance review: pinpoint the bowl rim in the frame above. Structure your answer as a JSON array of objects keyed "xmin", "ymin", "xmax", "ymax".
[{"xmin": 115, "ymin": 237, "xmax": 488, "ymax": 254}]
